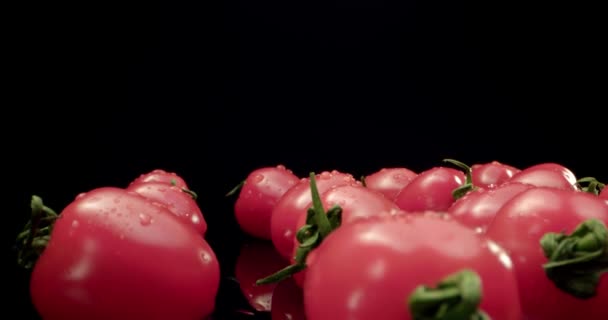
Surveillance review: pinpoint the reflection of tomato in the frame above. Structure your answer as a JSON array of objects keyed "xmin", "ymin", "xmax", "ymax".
[
  {"xmin": 234, "ymin": 240, "xmax": 288, "ymax": 312},
  {"xmin": 271, "ymin": 278, "xmax": 306, "ymax": 320}
]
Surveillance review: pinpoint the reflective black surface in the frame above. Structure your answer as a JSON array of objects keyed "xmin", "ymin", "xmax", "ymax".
[{"xmin": 7, "ymin": 1, "xmax": 604, "ymax": 319}]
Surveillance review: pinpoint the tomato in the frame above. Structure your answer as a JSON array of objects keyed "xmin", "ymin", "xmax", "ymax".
[
  {"xmin": 271, "ymin": 278, "xmax": 306, "ymax": 320},
  {"xmin": 129, "ymin": 169, "xmax": 189, "ymax": 190},
  {"xmin": 126, "ymin": 182, "xmax": 207, "ymax": 235},
  {"xmin": 290, "ymin": 184, "xmax": 401, "ymax": 286},
  {"xmin": 363, "ymin": 167, "xmax": 417, "ymax": 201},
  {"xmin": 29, "ymin": 187, "xmax": 220, "ymax": 320},
  {"xmin": 471, "ymin": 161, "xmax": 520, "ymax": 189},
  {"xmin": 234, "ymin": 240, "xmax": 289, "ymax": 312},
  {"xmin": 485, "ymin": 187, "xmax": 608, "ymax": 319},
  {"xmin": 447, "ymin": 182, "xmax": 535, "ymax": 233},
  {"xmin": 394, "ymin": 166, "xmax": 465, "ymax": 212},
  {"xmin": 601, "ymin": 186, "xmax": 608, "ymax": 200},
  {"xmin": 507, "ymin": 162, "xmax": 578, "ymax": 190},
  {"xmin": 270, "ymin": 170, "xmax": 361, "ymax": 260},
  {"xmin": 303, "ymin": 213, "xmax": 522, "ymax": 320},
  {"xmin": 233, "ymin": 165, "xmax": 299, "ymax": 240}
]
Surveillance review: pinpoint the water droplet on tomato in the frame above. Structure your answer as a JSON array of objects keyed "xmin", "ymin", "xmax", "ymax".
[
  {"xmin": 253, "ymin": 174, "xmax": 264, "ymax": 183},
  {"xmin": 72, "ymin": 220, "xmax": 79, "ymax": 228},
  {"xmin": 191, "ymin": 214, "xmax": 200, "ymax": 224},
  {"xmin": 200, "ymin": 251, "xmax": 212, "ymax": 264},
  {"xmin": 277, "ymin": 164, "xmax": 286, "ymax": 170},
  {"xmin": 76, "ymin": 193, "xmax": 86, "ymax": 199},
  {"xmin": 283, "ymin": 229, "xmax": 293, "ymax": 238},
  {"xmin": 138, "ymin": 213, "xmax": 153, "ymax": 226},
  {"xmin": 319, "ymin": 172, "xmax": 331, "ymax": 179}
]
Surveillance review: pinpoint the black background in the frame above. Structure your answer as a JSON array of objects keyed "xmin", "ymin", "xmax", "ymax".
[{"xmin": 7, "ymin": 1, "xmax": 605, "ymax": 318}]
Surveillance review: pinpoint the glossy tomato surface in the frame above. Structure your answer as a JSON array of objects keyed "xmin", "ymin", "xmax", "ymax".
[
  {"xmin": 485, "ymin": 187, "xmax": 608, "ymax": 320},
  {"xmin": 471, "ymin": 161, "xmax": 520, "ymax": 188},
  {"xmin": 29, "ymin": 187, "xmax": 220, "ymax": 320},
  {"xmin": 303, "ymin": 214, "xmax": 522, "ymax": 320},
  {"xmin": 234, "ymin": 165, "xmax": 299, "ymax": 240},
  {"xmin": 508, "ymin": 163, "xmax": 577, "ymax": 190},
  {"xmin": 127, "ymin": 182, "xmax": 207, "ymax": 235},
  {"xmin": 128, "ymin": 169, "xmax": 190, "ymax": 189},
  {"xmin": 394, "ymin": 166, "xmax": 465, "ymax": 212},
  {"xmin": 447, "ymin": 182, "xmax": 535, "ymax": 233},
  {"xmin": 270, "ymin": 171, "xmax": 361, "ymax": 260},
  {"xmin": 363, "ymin": 167, "xmax": 417, "ymax": 201}
]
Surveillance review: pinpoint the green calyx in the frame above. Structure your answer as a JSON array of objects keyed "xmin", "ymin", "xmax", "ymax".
[
  {"xmin": 576, "ymin": 177, "xmax": 605, "ymax": 196},
  {"xmin": 408, "ymin": 269, "xmax": 490, "ymax": 320},
  {"xmin": 15, "ymin": 195, "xmax": 58, "ymax": 269},
  {"xmin": 443, "ymin": 159, "xmax": 478, "ymax": 200},
  {"xmin": 540, "ymin": 218, "xmax": 608, "ymax": 299},
  {"xmin": 256, "ymin": 172, "xmax": 342, "ymax": 286}
]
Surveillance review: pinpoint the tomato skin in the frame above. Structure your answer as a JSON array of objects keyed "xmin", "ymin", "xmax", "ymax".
[
  {"xmin": 447, "ymin": 182, "xmax": 535, "ymax": 233},
  {"xmin": 600, "ymin": 187, "xmax": 608, "ymax": 200},
  {"xmin": 129, "ymin": 169, "xmax": 189, "ymax": 189},
  {"xmin": 471, "ymin": 161, "xmax": 520, "ymax": 189},
  {"xmin": 363, "ymin": 168, "xmax": 417, "ymax": 201},
  {"xmin": 271, "ymin": 278, "xmax": 306, "ymax": 320},
  {"xmin": 291, "ymin": 185, "xmax": 401, "ymax": 286},
  {"xmin": 126, "ymin": 182, "xmax": 207, "ymax": 236},
  {"xmin": 303, "ymin": 214, "xmax": 522, "ymax": 320},
  {"xmin": 394, "ymin": 167, "xmax": 465, "ymax": 212},
  {"xmin": 234, "ymin": 240, "xmax": 289, "ymax": 312},
  {"xmin": 29, "ymin": 187, "xmax": 220, "ymax": 320},
  {"xmin": 234, "ymin": 165, "xmax": 299, "ymax": 240},
  {"xmin": 485, "ymin": 187, "xmax": 608, "ymax": 320},
  {"xmin": 270, "ymin": 171, "xmax": 361, "ymax": 260},
  {"xmin": 507, "ymin": 163, "xmax": 578, "ymax": 190}
]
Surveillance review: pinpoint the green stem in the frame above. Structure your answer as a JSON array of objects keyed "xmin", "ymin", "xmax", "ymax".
[
  {"xmin": 576, "ymin": 177, "xmax": 605, "ymax": 195},
  {"xmin": 408, "ymin": 269, "xmax": 490, "ymax": 320},
  {"xmin": 360, "ymin": 175, "xmax": 367, "ymax": 187},
  {"xmin": 255, "ymin": 172, "xmax": 342, "ymax": 286},
  {"xmin": 225, "ymin": 179, "xmax": 245, "ymax": 197},
  {"xmin": 540, "ymin": 218, "xmax": 608, "ymax": 299},
  {"xmin": 442, "ymin": 159, "xmax": 478, "ymax": 200},
  {"xmin": 16, "ymin": 195, "xmax": 58, "ymax": 270},
  {"xmin": 181, "ymin": 188, "xmax": 198, "ymax": 200}
]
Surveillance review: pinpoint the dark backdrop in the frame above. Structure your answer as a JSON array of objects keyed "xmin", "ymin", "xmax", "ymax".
[{"xmin": 7, "ymin": 1, "xmax": 604, "ymax": 318}]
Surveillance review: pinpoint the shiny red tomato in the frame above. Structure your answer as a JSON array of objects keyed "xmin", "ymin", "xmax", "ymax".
[
  {"xmin": 394, "ymin": 166, "xmax": 465, "ymax": 212},
  {"xmin": 447, "ymin": 182, "xmax": 535, "ymax": 233},
  {"xmin": 271, "ymin": 278, "xmax": 306, "ymax": 320},
  {"xmin": 234, "ymin": 240, "xmax": 289, "ymax": 312},
  {"xmin": 471, "ymin": 161, "xmax": 520, "ymax": 188},
  {"xmin": 129, "ymin": 169, "xmax": 190, "ymax": 190},
  {"xmin": 507, "ymin": 163, "xmax": 578, "ymax": 190},
  {"xmin": 126, "ymin": 182, "xmax": 207, "ymax": 235},
  {"xmin": 601, "ymin": 187, "xmax": 608, "ymax": 200},
  {"xmin": 29, "ymin": 187, "xmax": 220, "ymax": 320},
  {"xmin": 270, "ymin": 170, "xmax": 361, "ymax": 260},
  {"xmin": 291, "ymin": 184, "xmax": 401, "ymax": 286},
  {"xmin": 234, "ymin": 165, "xmax": 299, "ymax": 240},
  {"xmin": 363, "ymin": 167, "xmax": 417, "ymax": 201},
  {"xmin": 303, "ymin": 213, "xmax": 522, "ymax": 320},
  {"xmin": 485, "ymin": 187, "xmax": 608, "ymax": 319}
]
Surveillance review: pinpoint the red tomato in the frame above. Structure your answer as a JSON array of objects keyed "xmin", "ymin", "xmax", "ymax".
[
  {"xmin": 363, "ymin": 167, "xmax": 417, "ymax": 201},
  {"xmin": 507, "ymin": 163, "xmax": 578, "ymax": 190},
  {"xmin": 394, "ymin": 167, "xmax": 465, "ymax": 212},
  {"xmin": 601, "ymin": 187, "xmax": 608, "ymax": 200},
  {"xmin": 271, "ymin": 278, "xmax": 306, "ymax": 320},
  {"xmin": 129, "ymin": 169, "xmax": 189, "ymax": 189},
  {"xmin": 29, "ymin": 187, "xmax": 220, "ymax": 320},
  {"xmin": 234, "ymin": 240, "xmax": 289, "ymax": 312},
  {"xmin": 485, "ymin": 187, "xmax": 608, "ymax": 319},
  {"xmin": 234, "ymin": 165, "xmax": 299, "ymax": 240},
  {"xmin": 303, "ymin": 213, "xmax": 522, "ymax": 320},
  {"xmin": 471, "ymin": 161, "xmax": 520, "ymax": 188},
  {"xmin": 290, "ymin": 184, "xmax": 401, "ymax": 286},
  {"xmin": 270, "ymin": 170, "xmax": 361, "ymax": 260},
  {"xmin": 126, "ymin": 182, "xmax": 207, "ymax": 235},
  {"xmin": 447, "ymin": 182, "xmax": 535, "ymax": 233}
]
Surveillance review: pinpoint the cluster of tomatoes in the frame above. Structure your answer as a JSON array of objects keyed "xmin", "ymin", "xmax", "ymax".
[
  {"xmin": 231, "ymin": 160, "xmax": 608, "ymax": 320},
  {"xmin": 16, "ymin": 170, "xmax": 220, "ymax": 320},
  {"xmin": 15, "ymin": 160, "xmax": 608, "ymax": 320}
]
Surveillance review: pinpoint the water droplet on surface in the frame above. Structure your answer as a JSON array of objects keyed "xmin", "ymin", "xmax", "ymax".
[
  {"xmin": 138, "ymin": 213, "xmax": 153, "ymax": 226},
  {"xmin": 200, "ymin": 251, "xmax": 212, "ymax": 263},
  {"xmin": 320, "ymin": 172, "xmax": 331, "ymax": 179},
  {"xmin": 253, "ymin": 174, "xmax": 264, "ymax": 183},
  {"xmin": 72, "ymin": 220, "xmax": 79, "ymax": 228},
  {"xmin": 76, "ymin": 193, "xmax": 87, "ymax": 199},
  {"xmin": 283, "ymin": 229, "xmax": 293, "ymax": 238},
  {"xmin": 191, "ymin": 214, "xmax": 200, "ymax": 224},
  {"xmin": 277, "ymin": 164, "xmax": 286, "ymax": 170}
]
